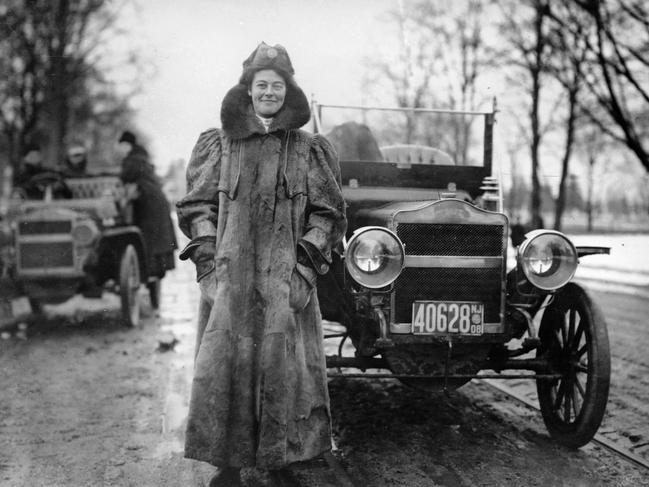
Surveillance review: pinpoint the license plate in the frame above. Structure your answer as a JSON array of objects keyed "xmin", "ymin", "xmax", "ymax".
[{"xmin": 412, "ymin": 301, "xmax": 484, "ymax": 335}]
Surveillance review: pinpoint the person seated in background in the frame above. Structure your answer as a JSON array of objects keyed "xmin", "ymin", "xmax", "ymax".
[
  {"xmin": 116, "ymin": 130, "xmax": 177, "ymax": 279},
  {"xmin": 14, "ymin": 143, "xmax": 71, "ymax": 199},
  {"xmin": 14, "ymin": 143, "xmax": 46, "ymax": 189},
  {"xmin": 62, "ymin": 144, "xmax": 89, "ymax": 177}
]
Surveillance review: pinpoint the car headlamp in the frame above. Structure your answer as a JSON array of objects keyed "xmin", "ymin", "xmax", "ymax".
[
  {"xmin": 517, "ymin": 230, "xmax": 577, "ymax": 290},
  {"xmin": 72, "ymin": 220, "xmax": 99, "ymax": 246},
  {"xmin": 344, "ymin": 227, "xmax": 404, "ymax": 288}
]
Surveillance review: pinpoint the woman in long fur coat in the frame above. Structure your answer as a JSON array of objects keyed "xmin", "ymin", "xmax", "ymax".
[{"xmin": 176, "ymin": 42, "xmax": 346, "ymax": 486}]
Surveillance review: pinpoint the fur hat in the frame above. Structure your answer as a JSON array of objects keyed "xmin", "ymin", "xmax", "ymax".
[
  {"xmin": 220, "ymin": 42, "xmax": 310, "ymax": 139},
  {"xmin": 239, "ymin": 42, "xmax": 295, "ymax": 86}
]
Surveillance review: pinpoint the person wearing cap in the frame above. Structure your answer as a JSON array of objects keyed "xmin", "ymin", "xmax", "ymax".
[
  {"xmin": 63, "ymin": 144, "xmax": 89, "ymax": 177},
  {"xmin": 117, "ymin": 130, "xmax": 177, "ymax": 279},
  {"xmin": 176, "ymin": 42, "xmax": 346, "ymax": 486},
  {"xmin": 14, "ymin": 143, "xmax": 45, "ymax": 187},
  {"xmin": 14, "ymin": 142, "xmax": 73, "ymax": 199}
]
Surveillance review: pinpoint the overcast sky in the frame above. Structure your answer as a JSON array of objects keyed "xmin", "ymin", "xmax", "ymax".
[{"xmin": 125, "ymin": 0, "xmax": 393, "ymax": 170}]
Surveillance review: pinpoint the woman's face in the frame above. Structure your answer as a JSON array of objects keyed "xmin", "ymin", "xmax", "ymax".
[{"xmin": 249, "ymin": 69, "xmax": 286, "ymax": 118}]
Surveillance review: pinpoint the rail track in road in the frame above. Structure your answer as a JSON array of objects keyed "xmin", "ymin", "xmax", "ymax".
[
  {"xmin": 481, "ymin": 378, "xmax": 649, "ymax": 473},
  {"xmin": 319, "ymin": 375, "xmax": 649, "ymax": 487}
]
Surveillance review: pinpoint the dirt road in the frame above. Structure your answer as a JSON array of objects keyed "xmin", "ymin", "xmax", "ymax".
[{"xmin": 1, "ymin": 260, "xmax": 648, "ymax": 486}]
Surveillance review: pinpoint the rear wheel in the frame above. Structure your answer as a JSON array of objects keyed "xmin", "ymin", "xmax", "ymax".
[
  {"xmin": 536, "ymin": 283, "xmax": 610, "ymax": 448},
  {"xmin": 119, "ymin": 245, "xmax": 141, "ymax": 327}
]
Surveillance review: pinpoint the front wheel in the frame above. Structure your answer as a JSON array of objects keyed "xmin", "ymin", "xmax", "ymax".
[
  {"xmin": 119, "ymin": 245, "xmax": 141, "ymax": 327},
  {"xmin": 536, "ymin": 283, "xmax": 610, "ymax": 448}
]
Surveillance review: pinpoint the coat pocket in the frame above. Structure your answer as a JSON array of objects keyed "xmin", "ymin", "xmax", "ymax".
[{"xmin": 289, "ymin": 263, "xmax": 316, "ymax": 311}]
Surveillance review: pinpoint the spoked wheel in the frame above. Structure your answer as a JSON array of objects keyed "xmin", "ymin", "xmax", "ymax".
[
  {"xmin": 147, "ymin": 278, "xmax": 161, "ymax": 310},
  {"xmin": 119, "ymin": 244, "xmax": 141, "ymax": 327},
  {"xmin": 536, "ymin": 282, "xmax": 610, "ymax": 448}
]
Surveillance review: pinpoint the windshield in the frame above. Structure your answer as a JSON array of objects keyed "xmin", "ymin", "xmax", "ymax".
[{"xmin": 313, "ymin": 105, "xmax": 491, "ymax": 167}]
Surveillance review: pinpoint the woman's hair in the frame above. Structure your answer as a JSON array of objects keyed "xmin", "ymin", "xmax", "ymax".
[{"xmin": 241, "ymin": 67, "xmax": 291, "ymax": 90}]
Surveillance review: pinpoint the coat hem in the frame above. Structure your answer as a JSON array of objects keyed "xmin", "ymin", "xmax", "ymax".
[{"xmin": 183, "ymin": 444, "xmax": 333, "ymax": 470}]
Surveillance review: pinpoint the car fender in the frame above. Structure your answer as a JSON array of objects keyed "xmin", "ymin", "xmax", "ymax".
[{"xmin": 98, "ymin": 226, "xmax": 147, "ymax": 280}]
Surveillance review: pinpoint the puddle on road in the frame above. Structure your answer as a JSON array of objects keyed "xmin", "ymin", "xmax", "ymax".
[{"xmin": 150, "ymin": 273, "xmax": 197, "ymax": 460}]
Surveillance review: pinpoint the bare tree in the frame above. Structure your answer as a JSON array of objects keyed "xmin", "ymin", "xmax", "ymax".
[
  {"xmin": 496, "ymin": 0, "xmax": 553, "ymax": 229},
  {"xmin": 418, "ymin": 0, "xmax": 486, "ymax": 164},
  {"xmin": 544, "ymin": 2, "xmax": 591, "ymax": 230},
  {"xmin": 0, "ymin": 0, "xmax": 141, "ymax": 179},
  {"xmin": 0, "ymin": 1, "xmax": 49, "ymax": 173},
  {"xmin": 581, "ymin": 127, "xmax": 609, "ymax": 231},
  {"xmin": 548, "ymin": 0, "xmax": 649, "ymax": 172},
  {"xmin": 363, "ymin": 0, "xmax": 489, "ymax": 160},
  {"xmin": 364, "ymin": 3, "xmax": 438, "ymax": 143}
]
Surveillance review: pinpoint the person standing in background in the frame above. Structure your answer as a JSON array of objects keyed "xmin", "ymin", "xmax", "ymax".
[{"xmin": 117, "ymin": 131, "xmax": 177, "ymax": 279}]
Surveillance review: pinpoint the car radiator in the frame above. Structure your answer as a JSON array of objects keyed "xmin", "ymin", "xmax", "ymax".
[
  {"xmin": 393, "ymin": 223, "xmax": 506, "ymax": 329},
  {"xmin": 17, "ymin": 220, "xmax": 75, "ymax": 270}
]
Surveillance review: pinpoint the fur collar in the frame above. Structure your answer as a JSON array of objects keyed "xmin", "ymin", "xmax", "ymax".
[{"xmin": 220, "ymin": 83, "xmax": 311, "ymax": 139}]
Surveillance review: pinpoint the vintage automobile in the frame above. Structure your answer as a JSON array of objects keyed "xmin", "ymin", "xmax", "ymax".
[
  {"xmin": 0, "ymin": 171, "xmax": 159, "ymax": 327},
  {"xmin": 313, "ymin": 101, "xmax": 611, "ymax": 449}
]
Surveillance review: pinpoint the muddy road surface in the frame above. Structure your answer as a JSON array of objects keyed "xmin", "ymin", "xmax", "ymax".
[{"xmin": 1, "ymin": 261, "xmax": 648, "ymax": 486}]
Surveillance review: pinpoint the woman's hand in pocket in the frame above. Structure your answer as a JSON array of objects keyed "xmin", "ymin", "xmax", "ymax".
[
  {"xmin": 198, "ymin": 270, "xmax": 217, "ymax": 306},
  {"xmin": 289, "ymin": 263, "xmax": 317, "ymax": 311}
]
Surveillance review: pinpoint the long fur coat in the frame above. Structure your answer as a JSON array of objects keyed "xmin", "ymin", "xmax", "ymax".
[{"xmin": 176, "ymin": 81, "xmax": 346, "ymax": 468}]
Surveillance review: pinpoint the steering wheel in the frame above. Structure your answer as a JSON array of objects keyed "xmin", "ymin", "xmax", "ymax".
[{"xmin": 24, "ymin": 171, "xmax": 73, "ymax": 199}]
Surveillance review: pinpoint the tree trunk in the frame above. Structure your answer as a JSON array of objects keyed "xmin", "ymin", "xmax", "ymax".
[
  {"xmin": 529, "ymin": 0, "xmax": 547, "ymax": 230},
  {"xmin": 553, "ymin": 86, "xmax": 578, "ymax": 231},
  {"xmin": 45, "ymin": 0, "xmax": 71, "ymax": 167},
  {"xmin": 586, "ymin": 154, "xmax": 595, "ymax": 232}
]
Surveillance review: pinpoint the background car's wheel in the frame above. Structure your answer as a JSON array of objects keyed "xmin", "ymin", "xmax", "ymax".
[
  {"xmin": 119, "ymin": 244, "xmax": 141, "ymax": 327},
  {"xmin": 536, "ymin": 282, "xmax": 611, "ymax": 448},
  {"xmin": 147, "ymin": 278, "xmax": 161, "ymax": 310}
]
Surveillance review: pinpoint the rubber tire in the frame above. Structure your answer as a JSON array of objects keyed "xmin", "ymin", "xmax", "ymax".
[
  {"xmin": 536, "ymin": 282, "xmax": 611, "ymax": 448},
  {"xmin": 119, "ymin": 244, "xmax": 141, "ymax": 327}
]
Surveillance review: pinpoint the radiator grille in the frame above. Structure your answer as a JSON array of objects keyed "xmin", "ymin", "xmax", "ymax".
[
  {"xmin": 19, "ymin": 242, "xmax": 74, "ymax": 269},
  {"xmin": 397, "ymin": 223, "xmax": 504, "ymax": 256},
  {"xmin": 394, "ymin": 222, "xmax": 505, "ymax": 325},
  {"xmin": 19, "ymin": 220, "xmax": 72, "ymax": 235}
]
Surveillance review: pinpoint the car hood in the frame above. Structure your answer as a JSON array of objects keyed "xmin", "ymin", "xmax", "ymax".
[{"xmin": 354, "ymin": 199, "xmax": 508, "ymax": 230}]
